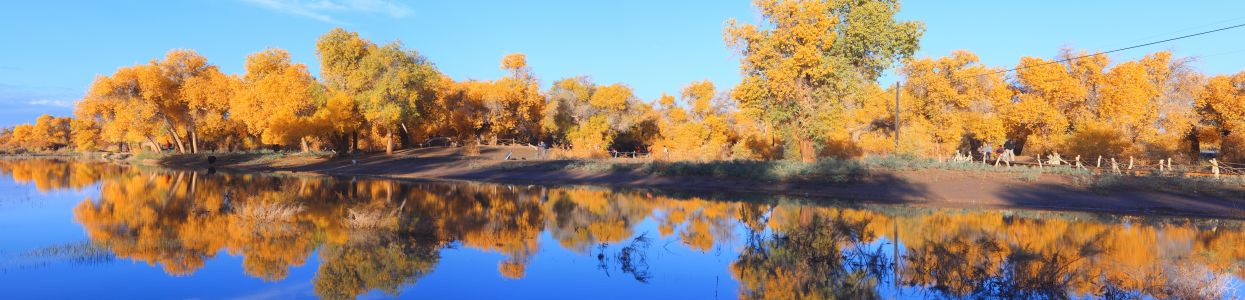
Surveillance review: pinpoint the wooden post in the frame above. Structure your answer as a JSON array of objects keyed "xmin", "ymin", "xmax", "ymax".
[
  {"xmin": 1097, "ymin": 156, "xmax": 1103, "ymax": 168},
  {"xmin": 894, "ymin": 81, "xmax": 900, "ymax": 153},
  {"xmin": 1211, "ymin": 159, "xmax": 1220, "ymax": 179}
]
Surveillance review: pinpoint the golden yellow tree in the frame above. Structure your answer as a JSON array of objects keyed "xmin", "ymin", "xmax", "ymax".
[
  {"xmin": 1197, "ymin": 72, "xmax": 1245, "ymax": 133},
  {"xmin": 484, "ymin": 53, "xmax": 545, "ymax": 142},
  {"xmin": 1140, "ymin": 51, "xmax": 1201, "ymax": 160},
  {"xmin": 726, "ymin": 0, "xmax": 923, "ymax": 162},
  {"xmin": 70, "ymin": 49, "xmax": 236, "ymax": 153},
  {"xmin": 1198, "ymin": 71, "xmax": 1245, "ymax": 162},
  {"xmin": 654, "ymin": 80, "xmax": 735, "ymax": 160},
  {"xmin": 155, "ymin": 49, "xmax": 215, "ymax": 153},
  {"xmin": 232, "ymin": 48, "xmax": 318, "ymax": 149},
  {"xmin": 1098, "ymin": 61, "xmax": 1159, "ymax": 146},
  {"xmin": 180, "ymin": 65, "xmax": 240, "ymax": 152},
  {"xmin": 78, "ymin": 65, "xmax": 168, "ymax": 152},
  {"xmin": 542, "ymin": 77, "xmax": 651, "ymax": 156},
  {"xmin": 424, "ymin": 78, "xmax": 490, "ymax": 142},
  {"xmin": 311, "ymin": 91, "xmax": 364, "ymax": 155},
  {"xmin": 902, "ymin": 50, "xmax": 1010, "ymax": 157},
  {"xmin": 4, "ymin": 114, "xmax": 76, "ymax": 151}
]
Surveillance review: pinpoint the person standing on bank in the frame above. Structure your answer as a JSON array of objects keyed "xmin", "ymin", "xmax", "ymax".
[{"xmin": 979, "ymin": 142, "xmax": 992, "ymax": 161}]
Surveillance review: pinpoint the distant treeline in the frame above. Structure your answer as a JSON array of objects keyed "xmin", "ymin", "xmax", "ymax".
[{"xmin": 1, "ymin": 0, "xmax": 1242, "ymax": 164}]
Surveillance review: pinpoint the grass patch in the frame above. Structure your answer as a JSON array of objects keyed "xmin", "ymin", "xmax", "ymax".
[
  {"xmin": 485, "ymin": 158, "xmax": 871, "ymax": 183},
  {"xmin": 130, "ymin": 150, "xmax": 334, "ymax": 166},
  {"xmin": 639, "ymin": 159, "xmax": 867, "ymax": 182},
  {"xmin": 22, "ymin": 241, "xmax": 113, "ymax": 264},
  {"xmin": 482, "ymin": 155, "xmax": 1244, "ymax": 198},
  {"xmin": 1011, "ymin": 168, "xmax": 1043, "ymax": 182},
  {"xmin": 1084, "ymin": 173, "xmax": 1245, "ymax": 197},
  {"xmin": 485, "ymin": 155, "xmax": 1098, "ymax": 184}
]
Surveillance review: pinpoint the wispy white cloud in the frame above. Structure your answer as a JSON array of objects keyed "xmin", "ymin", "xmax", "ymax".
[
  {"xmin": 226, "ymin": 281, "xmax": 313, "ymax": 300},
  {"xmin": 0, "ymin": 85, "xmax": 79, "ymax": 108},
  {"xmin": 26, "ymin": 99, "xmax": 75, "ymax": 108},
  {"xmin": 0, "ymin": 86, "xmax": 78, "ymax": 126},
  {"xmin": 241, "ymin": 0, "xmax": 412, "ymax": 24}
]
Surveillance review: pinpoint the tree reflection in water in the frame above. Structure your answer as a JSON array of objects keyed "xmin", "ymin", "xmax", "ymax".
[{"xmin": 1, "ymin": 159, "xmax": 1241, "ymax": 299}]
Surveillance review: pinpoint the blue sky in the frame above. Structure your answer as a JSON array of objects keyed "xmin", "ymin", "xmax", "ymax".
[{"xmin": 2, "ymin": 0, "xmax": 1244, "ymax": 127}]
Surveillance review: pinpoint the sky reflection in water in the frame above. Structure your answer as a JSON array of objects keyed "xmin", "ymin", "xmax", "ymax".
[{"xmin": 0, "ymin": 159, "xmax": 1241, "ymax": 299}]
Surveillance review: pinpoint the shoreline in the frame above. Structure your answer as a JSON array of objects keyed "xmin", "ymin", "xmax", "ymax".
[{"xmin": 101, "ymin": 147, "xmax": 1245, "ymax": 220}]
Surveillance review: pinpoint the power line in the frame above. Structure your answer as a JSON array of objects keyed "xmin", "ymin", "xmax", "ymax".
[{"xmin": 963, "ymin": 22, "xmax": 1245, "ymax": 78}]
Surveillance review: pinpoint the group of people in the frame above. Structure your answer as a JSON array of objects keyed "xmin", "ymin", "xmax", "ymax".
[
  {"xmin": 607, "ymin": 145, "xmax": 649, "ymax": 158},
  {"xmin": 532, "ymin": 141, "xmax": 651, "ymax": 160},
  {"xmin": 977, "ymin": 141, "xmax": 1015, "ymax": 162}
]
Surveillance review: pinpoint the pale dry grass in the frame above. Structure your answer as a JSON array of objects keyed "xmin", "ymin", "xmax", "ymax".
[
  {"xmin": 345, "ymin": 207, "xmax": 398, "ymax": 230},
  {"xmin": 232, "ymin": 201, "xmax": 304, "ymax": 223},
  {"xmin": 1163, "ymin": 264, "xmax": 1238, "ymax": 299}
]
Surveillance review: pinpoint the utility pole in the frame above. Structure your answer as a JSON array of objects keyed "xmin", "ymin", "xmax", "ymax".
[{"xmin": 894, "ymin": 81, "xmax": 900, "ymax": 153}]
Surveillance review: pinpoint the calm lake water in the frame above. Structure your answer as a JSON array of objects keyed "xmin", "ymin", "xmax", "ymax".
[{"xmin": 0, "ymin": 159, "xmax": 1241, "ymax": 299}]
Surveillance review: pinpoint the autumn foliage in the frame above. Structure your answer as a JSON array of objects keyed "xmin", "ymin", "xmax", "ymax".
[{"xmin": 1, "ymin": 0, "xmax": 1242, "ymax": 164}]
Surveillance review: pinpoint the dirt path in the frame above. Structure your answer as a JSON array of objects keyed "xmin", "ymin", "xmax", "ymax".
[{"xmin": 155, "ymin": 146, "xmax": 1245, "ymax": 220}]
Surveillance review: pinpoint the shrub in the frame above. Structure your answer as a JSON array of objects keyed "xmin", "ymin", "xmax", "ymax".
[
  {"xmin": 232, "ymin": 201, "xmax": 304, "ymax": 223},
  {"xmin": 1221, "ymin": 131, "xmax": 1245, "ymax": 164},
  {"xmin": 345, "ymin": 207, "xmax": 398, "ymax": 230},
  {"xmin": 1063, "ymin": 123, "xmax": 1129, "ymax": 160}
]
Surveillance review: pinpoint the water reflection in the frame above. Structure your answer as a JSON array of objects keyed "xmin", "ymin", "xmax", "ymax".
[{"xmin": 1, "ymin": 159, "xmax": 1242, "ymax": 299}]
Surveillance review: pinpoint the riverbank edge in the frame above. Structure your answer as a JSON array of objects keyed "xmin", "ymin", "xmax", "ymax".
[{"xmin": 83, "ymin": 150, "xmax": 1245, "ymax": 220}]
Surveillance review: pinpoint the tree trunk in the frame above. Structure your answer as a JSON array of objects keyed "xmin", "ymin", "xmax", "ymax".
[
  {"xmin": 188, "ymin": 171, "xmax": 197, "ymax": 203},
  {"xmin": 190, "ymin": 127, "xmax": 198, "ymax": 154},
  {"xmin": 168, "ymin": 171, "xmax": 184, "ymax": 199},
  {"xmin": 334, "ymin": 133, "xmax": 351, "ymax": 157},
  {"xmin": 162, "ymin": 117, "xmax": 186, "ymax": 154},
  {"xmin": 222, "ymin": 135, "xmax": 233, "ymax": 152},
  {"xmin": 386, "ymin": 131, "xmax": 394, "ymax": 155},
  {"xmin": 799, "ymin": 138, "xmax": 815, "ymax": 163},
  {"xmin": 166, "ymin": 127, "xmax": 186, "ymax": 154},
  {"xmin": 351, "ymin": 131, "xmax": 359, "ymax": 154},
  {"xmin": 399, "ymin": 123, "xmax": 411, "ymax": 149},
  {"xmin": 300, "ymin": 137, "xmax": 309, "ymax": 153},
  {"xmin": 1187, "ymin": 128, "xmax": 1200, "ymax": 162},
  {"xmin": 145, "ymin": 136, "xmax": 162, "ymax": 153}
]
